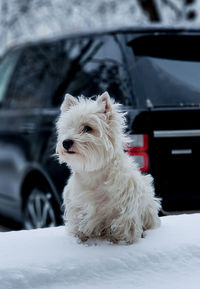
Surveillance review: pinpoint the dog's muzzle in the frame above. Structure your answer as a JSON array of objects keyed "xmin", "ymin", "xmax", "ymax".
[{"xmin": 62, "ymin": 139, "xmax": 74, "ymax": 152}]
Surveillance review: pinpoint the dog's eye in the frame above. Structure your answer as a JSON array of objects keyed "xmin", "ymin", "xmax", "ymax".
[{"xmin": 82, "ymin": 125, "xmax": 92, "ymax": 133}]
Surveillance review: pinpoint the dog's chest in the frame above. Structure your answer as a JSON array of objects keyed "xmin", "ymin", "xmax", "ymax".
[{"xmin": 72, "ymin": 172, "xmax": 110, "ymax": 204}]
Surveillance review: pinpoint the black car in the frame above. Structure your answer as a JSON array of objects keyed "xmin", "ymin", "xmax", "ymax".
[{"xmin": 0, "ymin": 27, "xmax": 200, "ymax": 229}]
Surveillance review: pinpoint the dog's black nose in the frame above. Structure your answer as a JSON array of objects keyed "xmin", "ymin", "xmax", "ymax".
[{"xmin": 62, "ymin": 139, "xmax": 74, "ymax": 150}]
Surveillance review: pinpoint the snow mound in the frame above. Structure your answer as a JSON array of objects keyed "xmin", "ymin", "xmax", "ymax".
[{"xmin": 0, "ymin": 214, "xmax": 200, "ymax": 289}]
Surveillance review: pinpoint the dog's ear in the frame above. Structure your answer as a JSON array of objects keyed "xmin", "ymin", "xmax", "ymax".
[
  {"xmin": 97, "ymin": 91, "xmax": 112, "ymax": 114},
  {"xmin": 61, "ymin": 94, "xmax": 78, "ymax": 112}
]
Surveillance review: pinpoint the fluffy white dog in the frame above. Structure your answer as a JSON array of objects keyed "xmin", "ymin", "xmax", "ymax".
[{"xmin": 56, "ymin": 92, "xmax": 160, "ymax": 244}]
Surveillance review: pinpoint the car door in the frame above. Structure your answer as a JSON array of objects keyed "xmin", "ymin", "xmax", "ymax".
[
  {"xmin": 0, "ymin": 50, "xmax": 24, "ymax": 217},
  {"xmin": 0, "ymin": 47, "xmax": 45, "ymax": 220}
]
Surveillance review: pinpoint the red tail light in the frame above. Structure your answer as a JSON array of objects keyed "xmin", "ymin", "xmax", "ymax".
[{"xmin": 126, "ymin": 134, "xmax": 149, "ymax": 172}]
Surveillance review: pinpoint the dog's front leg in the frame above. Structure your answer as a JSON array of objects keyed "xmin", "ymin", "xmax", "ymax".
[{"xmin": 110, "ymin": 216, "xmax": 143, "ymax": 244}]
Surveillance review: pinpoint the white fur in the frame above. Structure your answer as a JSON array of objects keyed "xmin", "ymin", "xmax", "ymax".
[{"xmin": 56, "ymin": 92, "xmax": 161, "ymax": 244}]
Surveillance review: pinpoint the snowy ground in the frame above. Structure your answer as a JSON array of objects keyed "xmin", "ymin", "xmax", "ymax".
[{"xmin": 0, "ymin": 214, "xmax": 200, "ymax": 289}]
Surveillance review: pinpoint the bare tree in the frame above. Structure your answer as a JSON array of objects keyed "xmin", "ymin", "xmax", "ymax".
[
  {"xmin": 161, "ymin": 0, "xmax": 196, "ymax": 20},
  {"xmin": 137, "ymin": 0, "xmax": 197, "ymax": 22},
  {"xmin": 137, "ymin": 0, "xmax": 160, "ymax": 21}
]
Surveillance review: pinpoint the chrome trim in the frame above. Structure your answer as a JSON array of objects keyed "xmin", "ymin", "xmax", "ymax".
[
  {"xmin": 154, "ymin": 129, "xmax": 200, "ymax": 138},
  {"xmin": 161, "ymin": 209, "xmax": 200, "ymax": 216},
  {"xmin": 171, "ymin": 149, "xmax": 192, "ymax": 155}
]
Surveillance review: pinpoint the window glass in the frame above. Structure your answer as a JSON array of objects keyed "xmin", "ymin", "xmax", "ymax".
[
  {"xmin": 53, "ymin": 35, "xmax": 134, "ymax": 106},
  {"xmin": 5, "ymin": 34, "xmax": 134, "ymax": 109},
  {"xmin": 131, "ymin": 56, "xmax": 200, "ymax": 108},
  {"xmin": 129, "ymin": 35, "xmax": 200, "ymax": 108},
  {"xmin": 5, "ymin": 42, "xmax": 68, "ymax": 109},
  {"xmin": 0, "ymin": 51, "xmax": 19, "ymax": 104}
]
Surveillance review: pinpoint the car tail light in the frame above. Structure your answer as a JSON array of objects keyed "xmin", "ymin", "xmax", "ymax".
[{"xmin": 126, "ymin": 134, "xmax": 149, "ymax": 172}]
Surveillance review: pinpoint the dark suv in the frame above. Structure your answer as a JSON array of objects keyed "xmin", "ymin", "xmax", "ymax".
[{"xmin": 1, "ymin": 27, "xmax": 200, "ymax": 229}]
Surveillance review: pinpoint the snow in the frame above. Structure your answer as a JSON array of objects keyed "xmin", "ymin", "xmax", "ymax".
[
  {"xmin": 0, "ymin": 214, "xmax": 200, "ymax": 289},
  {"xmin": 0, "ymin": 0, "xmax": 147, "ymax": 57},
  {"xmin": 1, "ymin": 0, "xmax": 200, "ymax": 57}
]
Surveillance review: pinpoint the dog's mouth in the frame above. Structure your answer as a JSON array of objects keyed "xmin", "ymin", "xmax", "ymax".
[{"xmin": 67, "ymin": 150, "xmax": 76, "ymax": 154}]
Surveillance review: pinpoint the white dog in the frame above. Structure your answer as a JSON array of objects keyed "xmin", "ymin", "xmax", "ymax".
[{"xmin": 56, "ymin": 92, "xmax": 160, "ymax": 244}]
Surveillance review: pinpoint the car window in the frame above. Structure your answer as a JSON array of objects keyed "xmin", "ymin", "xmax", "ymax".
[
  {"xmin": 53, "ymin": 34, "xmax": 134, "ymax": 106},
  {"xmin": 0, "ymin": 51, "xmax": 19, "ymax": 105},
  {"xmin": 129, "ymin": 35, "xmax": 200, "ymax": 108},
  {"xmin": 130, "ymin": 56, "xmax": 200, "ymax": 108},
  {"xmin": 4, "ymin": 34, "xmax": 134, "ymax": 109},
  {"xmin": 4, "ymin": 42, "xmax": 68, "ymax": 109}
]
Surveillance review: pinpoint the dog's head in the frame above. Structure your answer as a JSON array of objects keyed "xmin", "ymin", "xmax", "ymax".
[{"xmin": 56, "ymin": 92, "xmax": 126, "ymax": 172}]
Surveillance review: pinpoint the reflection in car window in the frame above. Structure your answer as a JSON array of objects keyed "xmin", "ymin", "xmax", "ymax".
[
  {"xmin": 0, "ymin": 51, "xmax": 19, "ymax": 104},
  {"xmin": 5, "ymin": 43, "xmax": 69, "ymax": 109},
  {"xmin": 53, "ymin": 35, "xmax": 133, "ymax": 106},
  {"xmin": 5, "ymin": 34, "xmax": 134, "ymax": 109},
  {"xmin": 132, "ymin": 57, "xmax": 200, "ymax": 108}
]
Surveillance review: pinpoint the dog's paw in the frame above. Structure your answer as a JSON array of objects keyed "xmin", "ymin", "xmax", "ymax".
[{"xmin": 76, "ymin": 232, "xmax": 89, "ymax": 243}]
